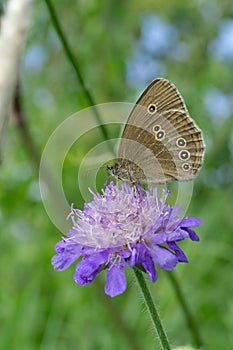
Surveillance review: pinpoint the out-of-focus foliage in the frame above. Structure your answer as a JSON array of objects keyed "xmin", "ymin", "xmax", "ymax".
[{"xmin": 0, "ymin": 0, "xmax": 233, "ymax": 349}]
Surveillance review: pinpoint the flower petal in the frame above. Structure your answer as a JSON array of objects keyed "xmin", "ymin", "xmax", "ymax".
[
  {"xmin": 183, "ymin": 228, "xmax": 200, "ymax": 241},
  {"xmin": 130, "ymin": 247, "xmax": 138, "ymax": 266},
  {"xmin": 180, "ymin": 217, "xmax": 203, "ymax": 227},
  {"xmin": 105, "ymin": 265, "xmax": 127, "ymax": 297},
  {"xmin": 131, "ymin": 243, "xmax": 158, "ymax": 282},
  {"xmin": 52, "ymin": 239, "xmax": 83, "ymax": 271},
  {"xmin": 166, "ymin": 228, "xmax": 189, "ymax": 242},
  {"xmin": 150, "ymin": 233, "xmax": 168, "ymax": 244},
  {"xmin": 74, "ymin": 252, "xmax": 108, "ymax": 286},
  {"xmin": 167, "ymin": 242, "xmax": 188, "ymax": 262},
  {"xmin": 149, "ymin": 245, "xmax": 178, "ymax": 270},
  {"xmin": 141, "ymin": 255, "xmax": 158, "ymax": 282}
]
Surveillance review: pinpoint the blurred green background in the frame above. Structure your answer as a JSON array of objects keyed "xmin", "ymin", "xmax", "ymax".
[{"xmin": 0, "ymin": 0, "xmax": 233, "ymax": 349}]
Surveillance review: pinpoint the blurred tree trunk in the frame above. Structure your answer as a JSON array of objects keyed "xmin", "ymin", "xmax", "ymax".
[{"xmin": 0, "ymin": 0, "xmax": 34, "ymax": 162}]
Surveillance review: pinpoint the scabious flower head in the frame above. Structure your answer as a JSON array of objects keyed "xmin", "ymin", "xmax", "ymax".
[{"xmin": 52, "ymin": 182, "xmax": 202, "ymax": 297}]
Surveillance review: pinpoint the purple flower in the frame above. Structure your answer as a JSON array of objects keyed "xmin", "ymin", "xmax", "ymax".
[{"xmin": 52, "ymin": 182, "xmax": 203, "ymax": 297}]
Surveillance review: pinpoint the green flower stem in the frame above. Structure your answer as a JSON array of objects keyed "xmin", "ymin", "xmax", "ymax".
[
  {"xmin": 133, "ymin": 267, "xmax": 172, "ymax": 350},
  {"xmin": 44, "ymin": 0, "xmax": 113, "ymax": 152},
  {"xmin": 167, "ymin": 271, "xmax": 204, "ymax": 349}
]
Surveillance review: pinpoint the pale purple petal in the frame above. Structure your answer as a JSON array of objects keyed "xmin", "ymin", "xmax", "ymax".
[
  {"xmin": 130, "ymin": 247, "xmax": 138, "ymax": 266},
  {"xmin": 180, "ymin": 217, "xmax": 203, "ymax": 227},
  {"xmin": 74, "ymin": 251, "xmax": 109, "ymax": 286},
  {"xmin": 149, "ymin": 245, "xmax": 178, "ymax": 270},
  {"xmin": 130, "ymin": 243, "xmax": 158, "ymax": 282},
  {"xmin": 141, "ymin": 255, "xmax": 158, "ymax": 282},
  {"xmin": 166, "ymin": 229, "xmax": 189, "ymax": 242},
  {"xmin": 52, "ymin": 240, "xmax": 83, "ymax": 271},
  {"xmin": 74, "ymin": 258, "xmax": 102, "ymax": 286},
  {"xmin": 105, "ymin": 265, "xmax": 127, "ymax": 297},
  {"xmin": 150, "ymin": 233, "xmax": 168, "ymax": 244}
]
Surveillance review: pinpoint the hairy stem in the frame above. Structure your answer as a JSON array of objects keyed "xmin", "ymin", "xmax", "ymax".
[{"xmin": 133, "ymin": 267, "xmax": 172, "ymax": 350}]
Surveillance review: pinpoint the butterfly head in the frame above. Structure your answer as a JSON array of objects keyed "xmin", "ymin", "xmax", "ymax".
[{"xmin": 107, "ymin": 164, "xmax": 119, "ymax": 179}]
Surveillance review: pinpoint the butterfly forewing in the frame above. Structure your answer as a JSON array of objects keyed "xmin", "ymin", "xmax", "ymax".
[
  {"xmin": 135, "ymin": 78, "xmax": 188, "ymax": 114},
  {"xmin": 117, "ymin": 78, "xmax": 205, "ymax": 184}
]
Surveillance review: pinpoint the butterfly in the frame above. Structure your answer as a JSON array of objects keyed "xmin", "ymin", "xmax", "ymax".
[{"xmin": 107, "ymin": 78, "xmax": 205, "ymax": 184}]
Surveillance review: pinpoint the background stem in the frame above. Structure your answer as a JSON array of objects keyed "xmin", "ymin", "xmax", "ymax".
[
  {"xmin": 167, "ymin": 271, "xmax": 205, "ymax": 349},
  {"xmin": 44, "ymin": 0, "xmax": 113, "ymax": 152}
]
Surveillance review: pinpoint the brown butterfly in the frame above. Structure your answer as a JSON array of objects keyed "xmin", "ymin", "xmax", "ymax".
[{"xmin": 108, "ymin": 78, "xmax": 205, "ymax": 184}]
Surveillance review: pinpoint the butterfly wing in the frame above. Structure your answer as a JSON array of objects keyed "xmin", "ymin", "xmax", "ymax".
[{"xmin": 118, "ymin": 78, "xmax": 205, "ymax": 183}]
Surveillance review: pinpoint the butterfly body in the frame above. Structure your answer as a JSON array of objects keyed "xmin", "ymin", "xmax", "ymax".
[
  {"xmin": 109, "ymin": 78, "xmax": 205, "ymax": 184},
  {"xmin": 107, "ymin": 160, "xmax": 147, "ymax": 183}
]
